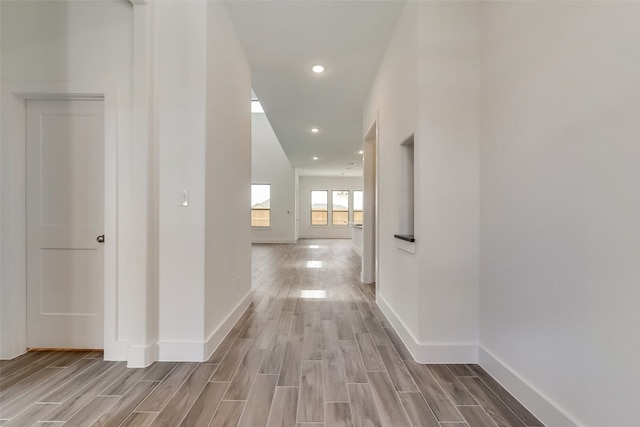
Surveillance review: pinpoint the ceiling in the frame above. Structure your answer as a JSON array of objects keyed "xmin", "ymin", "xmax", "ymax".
[{"xmin": 224, "ymin": 1, "xmax": 404, "ymax": 177}]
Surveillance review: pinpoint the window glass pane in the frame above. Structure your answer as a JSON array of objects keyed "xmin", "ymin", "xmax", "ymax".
[
  {"xmin": 353, "ymin": 191, "xmax": 363, "ymax": 211},
  {"xmin": 251, "ymin": 210, "xmax": 270, "ymax": 227},
  {"xmin": 311, "ymin": 190, "xmax": 327, "ymax": 209},
  {"xmin": 353, "ymin": 190, "xmax": 363, "ymax": 225},
  {"xmin": 252, "ymin": 184, "xmax": 270, "ymax": 209},
  {"xmin": 252, "ymin": 184, "xmax": 270, "ymax": 227},
  {"xmin": 332, "ymin": 191, "xmax": 349, "ymax": 225},
  {"xmin": 311, "ymin": 190, "xmax": 328, "ymax": 225}
]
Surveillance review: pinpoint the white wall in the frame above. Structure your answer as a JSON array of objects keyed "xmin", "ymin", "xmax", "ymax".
[
  {"xmin": 363, "ymin": 1, "xmax": 480, "ymax": 363},
  {"xmin": 204, "ymin": 1, "xmax": 252, "ymax": 355},
  {"xmin": 251, "ymin": 112, "xmax": 296, "ymax": 243},
  {"xmin": 0, "ymin": 0, "xmax": 134, "ymax": 360},
  {"xmin": 363, "ymin": 1, "xmax": 420, "ymax": 345},
  {"xmin": 416, "ymin": 1, "xmax": 479, "ymax": 357},
  {"xmin": 298, "ymin": 176, "xmax": 363, "ymax": 239},
  {"xmin": 154, "ymin": 0, "xmax": 252, "ymax": 362},
  {"xmin": 479, "ymin": 3, "xmax": 640, "ymax": 426},
  {"xmin": 154, "ymin": 0, "xmax": 208, "ymax": 358}
]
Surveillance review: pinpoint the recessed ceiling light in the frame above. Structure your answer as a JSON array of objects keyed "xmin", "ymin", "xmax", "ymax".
[
  {"xmin": 358, "ymin": 150, "xmax": 364, "ymax": 154},
  {"xmin": 313, "ymin": 156, "xmax": 318, "ymax": 160},
  {"xmin": 312, "ymin": 65, "xmax": 325, "ymax": 73},
  {"xmin": 311, "ymin": 128, "xmax": 319, "ymax": 133}
]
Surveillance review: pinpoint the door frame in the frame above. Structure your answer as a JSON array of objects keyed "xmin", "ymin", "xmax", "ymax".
[{"xmin": 1, "ymin": 81, "xmax": 120, "ymax": 359}]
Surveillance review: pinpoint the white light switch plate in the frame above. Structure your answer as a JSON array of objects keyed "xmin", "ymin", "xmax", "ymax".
[{"xmin": 179, "ymin": 190, "xmax": 189, "ymax": 207}]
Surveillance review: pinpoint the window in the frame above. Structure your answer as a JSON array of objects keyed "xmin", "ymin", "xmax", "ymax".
[
  {"xmin": 353, "ymin": 190, "xmax": 363, "ymax": 225},
  {"xmin": 311, "ymin": 190, "xmax": 328, "ymax": 225},
  {"xmin": 251, "ymin": 184, "xmax": 270, "ymax": 227},
  {"xmin": 332, "ymin": 190, "xmax": 349, "ymax": 226}
]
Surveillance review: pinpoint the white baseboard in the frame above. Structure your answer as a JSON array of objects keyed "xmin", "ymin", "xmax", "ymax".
[
  {"xmin": 479, "ymin": 346, "xmax": 579, "ymax": 427},
  {"xmin": 157, "ymin": 290, "xmax": 253, "ymax": 362},
  {"xmin": 127, "ymin": 341, "xmax": 158, "ymax": 368},
  {"xmin": 377, "ymin": 295, "xmax": 478, "ymax": 363},
  {"xmin": 204, "ymin": 290, "xmax": 253, "ymax": 358}
]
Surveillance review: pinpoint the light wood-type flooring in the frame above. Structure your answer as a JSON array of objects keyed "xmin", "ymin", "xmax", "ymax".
[{"xmin": 0, "ymin": 239, "xmax": 544, "ymax": 427}]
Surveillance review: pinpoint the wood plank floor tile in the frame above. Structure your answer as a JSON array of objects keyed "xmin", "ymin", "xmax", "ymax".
[
  {"xmin": 39, "ymin": 360, "xmax": 119, "ymax": 403},
  {"xmin": 458, "ymin": 405, "xmax": 500, "ymax": 427},
  {"xmin": 266, "ymin": 386, "xmax": 299, "ymax": 427},
  {"xmin": 466, "ymin": 365, "xmax": 543, "ymax": 426},
  {"xmin": 303, "ymin": 326, "xmax": 323, "ymax": 360},
  {"xmin": 289, "ymin": 315, "xmax": 306, "ymax": 341},
  {"xmin": 376, "ymin": 346, "xmax": 418, "ymax": 392},
  {"xmin": 347, "ymin": 383, "xmax": 383, "ymax": 427},
  {"xmin": 238, "ymin": 374, "xmax": 278, "ymax": 427},
  {"xmin": 325, "ymin": 402, "xmax": 353, "ymax": 427},
  {"xmin": 208, "ymin": 329, "xmax": 241, "ymax": 364},
  {"xmin": 41, "ymin": 362, "xmax": 129, "ymax": 422},
  {"xmin": 100, "ymin": 363, "xmax": 157, "ymax": 396},
  {"xmin": 448, "ymin": 364, "xmax": 476, "ymax": 377},
  {"xmin": 179, "ymin": 382, "xmax": 228, "ymax": 427},
  {"xmin": 355, "ymin": 333, "xmax": 384, "ymax": 372},
  {"xmin": 92, "ymin": 381, "xmax": 159, "ymax": 427},
  {"xmin": 345, "ymin": 311, "xmax": 368, "ymax": 334},
  {"xmin": 276, "ymin": 311, "xmax": 295, "ymax": 335},
  {"xmin": 140, "ymin": 362, "xmax": 178, "ymax": 382},
  {"xmin": 367, "ymin": 371, "xmax": 411, "ymax": 427},
  {"xmin": 0, "ymin": 352, "xmax": 68, "ymax": 392},
  {"xmin": 261, "ymin": 334, "xmax": 288, "ymax": 375},
  {"xmin": 458, "ymin": 377, "xmax": 526, "ymax": 427},
  {"xmin": 2, "ymin": 403, "xmax": 58, "ymax": 427},
  {"xmin": 322, "ymin": 351, "xmax": 348, "ymax": 402},
  {"xmin": 121, "ymin": 412, "xmax": 159, "ymax": 427},
  {"xmin": 211, "ymin": 339, "xmax": 252, "ymax": 382},
  {"xmin": 62, "ymin": 395, "xmax": 119, "ymax": 427},
  {"xmin": 427, "ymin": 364, "xmax": 476, "ymax": 405},
  {"xmin": 381, "ymin": 327, "xmax": 412, "ymax": 361},
  {"xmin": 0, "ymin": 352, "xmax": 43, "ymax": 377},
  {"xmin": 49, "ymin": 351, "xmax": 91, "ymax": 368},
  {"xmin": 210, "ymin": 400, "xmax": 245, "ymax": 427},
  {"xmin": 362, "ymin": 317, "xmax": 393, "ymax": 347},
  {"xmin": 338, "ymin": 341, "xmax": 367, "ymax": 384},
  {"xmin": 370, "ymin": 305, "xmax": 391, "ymax": 329},
  {"xmin": 321, "ymin": 320, "xmax": 339, "ymax": 351},
  {"xmin": 150, "ymin": 363, "xmax": 216, "ymax": 426},
  {"xmin": 224, "ymin": 348, "xmax": 265, "ymax": 400},
  {"xmin": 252, "ymin": 320, "xmax": 278, "ymax": 350},
  {"xmin": 334, "ymin": 314, "xmax": 355, "ymax": 341},
  {"xmin": 278, "ymin": 341, "xmax": 303, "ymax": 386},
  {"xmin": 297, "ymin": 360, "xmax": 324, "ymax": 423},
  {"xmin": 136, "ymin": 362, "xmax": 197, "ymax": 412},
  {"xmin": 0, "ymin": 367, "xmax": 63, "ymax": 407},
  {"xmin": 397, "ymin": 392, "xmax": 440, "ymax": 427},
  {"xmin": 404, "ymin": 360, "xmax": 463, "ymax": 423}
]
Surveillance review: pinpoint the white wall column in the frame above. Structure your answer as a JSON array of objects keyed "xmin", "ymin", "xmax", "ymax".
[{"xmin": 124, "ymin": 0, "xmax": 157, "ymax": 367}]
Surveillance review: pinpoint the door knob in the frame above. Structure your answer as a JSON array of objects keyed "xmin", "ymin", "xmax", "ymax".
[{"xmin": 96, "ymin": 235, "xmax": 105, "ymax": 243}]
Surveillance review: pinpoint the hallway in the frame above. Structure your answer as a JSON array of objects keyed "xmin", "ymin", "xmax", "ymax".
[{"xmin": 0, "ymin": 240, "xmax": 542, "ymax": 427}]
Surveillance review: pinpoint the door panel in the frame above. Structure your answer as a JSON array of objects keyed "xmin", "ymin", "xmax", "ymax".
[{"xmin": 26, "ymin": 99, "xmax": 104, "ymax": 349}]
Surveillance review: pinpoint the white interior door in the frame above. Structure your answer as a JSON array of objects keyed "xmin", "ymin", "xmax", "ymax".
[{"xmin": 26, "ymin": 99, "xmax": 105, "ymax": 349}]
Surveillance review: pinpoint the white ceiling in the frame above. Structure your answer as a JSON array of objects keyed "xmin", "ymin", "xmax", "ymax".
[{"xmin": 224, "ymin": 1, "xmax": 404, "ymax": 177}]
